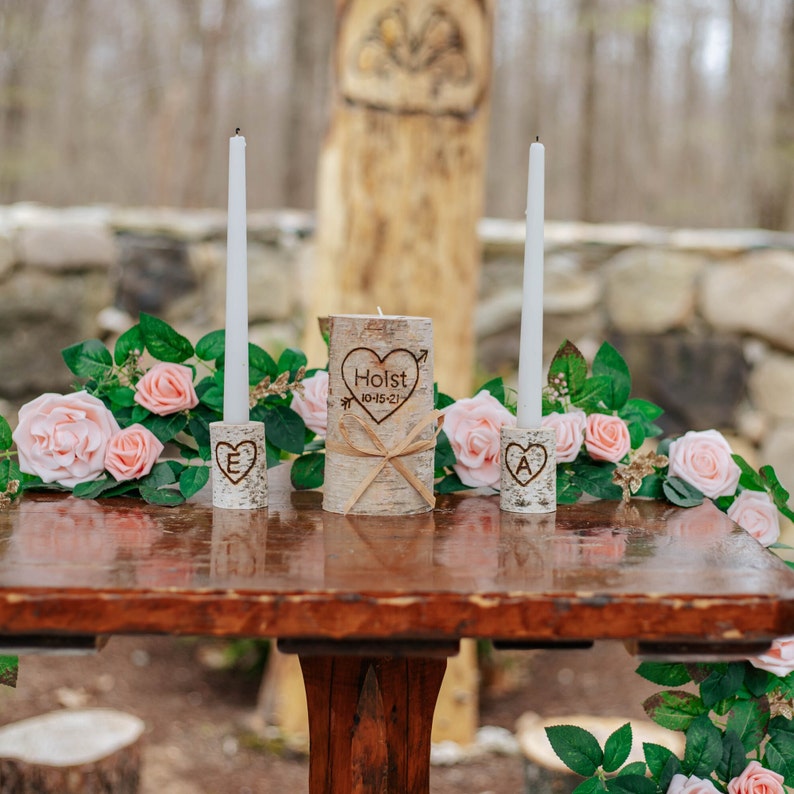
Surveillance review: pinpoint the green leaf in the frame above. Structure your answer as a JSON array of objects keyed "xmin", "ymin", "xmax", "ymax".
[
  {"xmin": 114, "ymin": 324, "xmax": 144, "ymax": 365},
  {"xmin": 72, "ymin": 476, "xmax": 121, "ymax": 500},
  {"xmin": 139, "ymin": 485, "xmax": 185, "ymax": 506},
  {"xmin": 434, "ymin": 387, "xmax": 455, "ymax": 410},
  {"xmin": 435, "ymin": 429, "xmax": 457, "ymax": 470},
  {"xmin": 571, "ymin": 463, "xmax": 623, "ymax": 500},
  {"xmin": 682, "ymin": 715, "xmax": 723, "ymax": 778},
  {"xmin": 764, "ymin": 723, "xmax": 794, "ymax": 786},
  {"xmin": 700, "ymin": 663, "xmax": 745, "ymax": 708},
  {"xmin": 0, "ymin": 655, "xmax": 18, "ymax": 688},
  {"xmin": 605, "ymin": 775, "xmax": 657, "ymax": 794},
  {"xmin": 743, "ymin": 664, "xmax": 771, "ymax": 698},
  {"xmin": 143, "ymin": 461, "xmax": 179, "ymax": 488},
  {"xmin": 603, "ymin": 722, "xmax": 633, "ymax": 773},
  {"xmin": 179, "ymin": 465, "xmax": 209, "ymax": 499},
  {"xmin": 643, "ymin": 690, "xmax": 707, "ymax": 732},
  {"xmin": 141, "ymin": 412, "xmax": 187, "ymax": 444},
  {"xmin": 264, "ymin": 405, "xmax": 305, "ymax": 455},
  {"xmin": 717, "ymin": 730, "xmax": 749, "ymax": 783},
  {"xmin": 188, "ymin": 414, "xmax": 213, "ymax": 455},
  {"xmin": 643, "ymin": 742, "xmax": 676, "ymax": 780},
  {"xmin": 435, "ymin": 472, "xmax": 472, "ymax": 493},
  {"xmin": 573, "ymin": 778, "xmax": 606, "ymax": 794},
  {"xmin": 592, "ymin": 341, "xmax": 632, "ymax": 410},
  {"xmin": 278, "ymin": 347, "xmax": 307, "ymax": 375},
  {"xmin": 248, "ymin": 344, "xmax": 278, "ymax": 383},
  {"xmin": 199, "ymin": 384, "xmax": 224, "ymax": 412},
  {"xmin": 62, "ymin": 338, "xmax": 114, "ymax": 380},
  {"xmin": 760, "ymin": 466, "xmax": 794, "ymax": 522},
  {"xmin": 107, "ymin": 386, "xmax": 137, "ymax": 408},
  {"xmin": 545, "ymin": 725, "xmax": 604, "ymax": 777},
  {"xmin": 623, "ymin": 398, "xmax": 664, "ymax": 422},
  {"xmin": 0, "ymin": 415, "xmax": 12, "ymax": 451},
  {"xmin": 636, "ymin": 662, "xmax": 692, "ymax": 687},
  {"xmin": 195, "ymin": 329, "xmax": 226, "ymax": 362},
  {"xmin": 548, "ymin": 340, "xmax": 588, "ymax": 397},
  {"xmin": 733, "ymin": 454, "xmax": 766, "ymax": 492},
  {"xmin": 139, "ymin": 312, "xmax": 194, "ymax": 363},
  {"xmin": 663, "ymin": 477, "xmax": 704, "ymax": 508},
  {"xmin": 290, "ymin": 452, "xmax": 325, "ymax": 490},
  {"xmin": 572, "ymin": 376, "xmax": 613, "ymax": 412},
  {"xmin": 475, "ymin": 377, "xmax": 506, "ymax": 404},
  {"xmin": 557, "ymin": 470, "xmax": 583, "ymax": 504},
  {"xmin": 657, "ymin": 755, "xmax": 683, "ymax": 791},
  {"xmin": 618, "ymin": 762, "xmax": 647, "ymax": 777}
]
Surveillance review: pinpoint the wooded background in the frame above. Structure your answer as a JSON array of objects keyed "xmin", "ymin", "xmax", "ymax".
[{"xmin": 0, "ymin": 0, "xmax": 792, "ymax": 230}]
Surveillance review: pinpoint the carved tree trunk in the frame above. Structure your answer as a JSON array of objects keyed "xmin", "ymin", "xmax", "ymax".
[{"xmin": 304, "ymin": 0, "xmax": 494, "ymax": 398}]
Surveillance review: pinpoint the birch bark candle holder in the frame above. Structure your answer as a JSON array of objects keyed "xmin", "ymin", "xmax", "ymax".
[
  {"xmin": 323, "ymin": 314, "xmax": 437, "ymax": 516},
  {"xmin": 210, "ymin": 421, "xmax": 268, "ymax": 510},
  {"xmin": 499, "ymin": 426, "xmax": 556, "ymax": 514}
]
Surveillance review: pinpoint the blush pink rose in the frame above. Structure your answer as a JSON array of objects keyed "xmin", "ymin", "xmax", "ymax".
[
  {"xmin": 134, "ymin": 362, "xmax": 199, "ymax": 415},
  {"xmin": 12, "ymin": 391, "xmax": 120, "ymax": 488},
  {"xmin": 727, "ymin": 490, "xmax": 780, "ymax": 547},
  {"xmin": 728, "ymin": 762, "xmax": 785, "ymax": 794},
  {"xmin": 667, "ymin": 774, "xmax": 720, "ymax": 794},
  {"xmin": 747, "ymin": 637, "xmax": 794, "ymax": 676},
  {"xmin": 585, "ymin": 413, "xmax": 631, "ymax": 463},
  {"xmin": 443, "ymin": 390, "xmax": 516, "ymax": 489},
  {"xmin": 667, "ymin": 429, "xmax": 741, "ymax": 499},
  {"xmin": 290, "ymin": 370, "xmax": 328, "ymax": 436},
  {"xmin": 542, "ymin": 410, "xmax": 586, "ymax": 463},
  {"xmin": 104, "ymin": 424, "xmax": 165, "ymax": 482}
]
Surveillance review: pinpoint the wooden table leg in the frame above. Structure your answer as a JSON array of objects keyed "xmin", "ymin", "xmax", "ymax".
[{"xmin": 299, "ymin": 655, "xmax": 447, "ymax": 794}]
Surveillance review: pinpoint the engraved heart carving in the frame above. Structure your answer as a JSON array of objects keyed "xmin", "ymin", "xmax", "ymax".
[
  {"xmin": 341, "ymin": 347, "xmax": 419, "ymax": 424},
  {"xmin": 504, "ymin": 442, "xmax": 548, "ymax": 487},
  {"xmin": 215, "ymin": 441, "xmax": 258, "ymax": 485}
]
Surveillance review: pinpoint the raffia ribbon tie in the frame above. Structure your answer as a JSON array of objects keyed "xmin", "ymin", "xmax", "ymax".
[{"xmin": 327, "ymin": 410, "xmax": 444, "ymax": 514}]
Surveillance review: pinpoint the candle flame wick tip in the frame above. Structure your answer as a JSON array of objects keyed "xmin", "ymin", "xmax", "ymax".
[{"xmin": 235, "ymin": 127, "xmax": 241, "ymax": 135}]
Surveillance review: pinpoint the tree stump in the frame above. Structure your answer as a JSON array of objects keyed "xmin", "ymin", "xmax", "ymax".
[
  {"xmin": 0, "ymin": 708, "xmax": 145, "ymax": 794},
  {"xmin": 516, "ymin": 712, "xmax": 685, "ymax": 794}
]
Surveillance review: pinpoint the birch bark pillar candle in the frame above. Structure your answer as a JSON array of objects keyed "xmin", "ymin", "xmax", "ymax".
[
  {"xmin": 323, "ymin": 315, "xmax": 438, "ymax": 516},
  {"xmin": 501, "ymin": 139, "xmax": 556, "ymax": 514},
  {"xmin": 210, "ymin": 130, "xmax": 267, "ymax": 510}
]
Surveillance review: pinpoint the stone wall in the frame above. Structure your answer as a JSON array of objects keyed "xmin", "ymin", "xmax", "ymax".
[{"xmin": 2, "ymin": 203, "xmax": 793, "ymax": 492}]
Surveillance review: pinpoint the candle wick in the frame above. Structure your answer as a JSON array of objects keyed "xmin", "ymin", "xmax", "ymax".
[
  {"xmin": 235, "ymin": 127, "xmax": 241, "ymax": 135},
  {"xmin": 535, "ymin": 135, "xmax": 539, "ymax": 142},
  {"xmin": 377, "ymin": 306, "xmax": 384, "ymax": 316}
]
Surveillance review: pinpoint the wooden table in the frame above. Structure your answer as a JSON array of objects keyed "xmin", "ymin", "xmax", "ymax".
[{"xmin": 1, "ymin": 465, "xmax": 793, "ymax": 793}]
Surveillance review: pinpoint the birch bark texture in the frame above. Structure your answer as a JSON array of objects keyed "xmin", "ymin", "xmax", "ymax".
[{"xmin": 323, "ymin": 314, "xmax": 436, "ymax": 515}]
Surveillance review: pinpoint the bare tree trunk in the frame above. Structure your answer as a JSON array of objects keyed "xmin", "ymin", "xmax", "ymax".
[
  {"xmin": 757, "ymin": 4, "xmax": 794, "ymax": 230},
  {"xmin": 282, "ymin": 0, "xmax": 334, "ymax": 209},
  {"xmin": 180, "ymin": 0, "xmax": 236, "ymax": 208},
  {"xmin": 577, "ymin": 0, "xmax": 598, "ymax": 222}
]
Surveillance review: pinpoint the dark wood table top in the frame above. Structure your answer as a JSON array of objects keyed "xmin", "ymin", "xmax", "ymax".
[{"xmin": 1, "ymin": 465, "xmax": 793, "ymax": 650}]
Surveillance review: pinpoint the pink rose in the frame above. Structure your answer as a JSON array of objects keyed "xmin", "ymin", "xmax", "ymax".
[
  {"xmin": 728, "ymin": 762, "xmax": 784, "ymax": 794},
  {"xmin": 134, "ymin": 362, "xmax": 199, "ymax": 415},
  {"xmin": 667, "ymin": 429, "xmax": 741, "ymax": 499},
  {"xmin": 585, "ymin": 413, "xmax": 631, "ymax": 463},
  {"xmin": 667, "ymin": 774, "xmax": 720, "ymax": 794},
  {"xmin": 104, "ymin": 424, "xmax": 165, "ymax": 482},
  {"xmin": 290, "ymin": 370, "xmax": 328, "ymax": 436},
  {"xmin": 12, "ymin": 391, "xmax": 120, "ymax": 488},
  {"xmin": 443, "ymin": 390, "xmax": 516, "ymax": 489},
  {"xmin": 727, "ymin": 490, "xmax": 780, "ymax": 547},
  {"xmin": 748, "ymin": 637, "xmax": 794, "ymax": 676},
  {"xmin": 542, "ymin": 410, "xmax": 586, "ymax": 463}
]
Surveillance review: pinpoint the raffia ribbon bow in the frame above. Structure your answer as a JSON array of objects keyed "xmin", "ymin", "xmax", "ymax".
[{"xmin": 327, "ymin": 410, "xmax": 444, "ymax": 514}]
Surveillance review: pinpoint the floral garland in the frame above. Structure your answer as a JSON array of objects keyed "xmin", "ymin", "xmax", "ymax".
[{"xmin": 2, "ymin": 318, "xmax": 794, "ymax": 792}]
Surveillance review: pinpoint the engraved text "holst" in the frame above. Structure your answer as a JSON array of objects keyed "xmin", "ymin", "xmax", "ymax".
[{"xmin": 354, "ymin": 368, "xmax": 410, "ymax": 389}]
